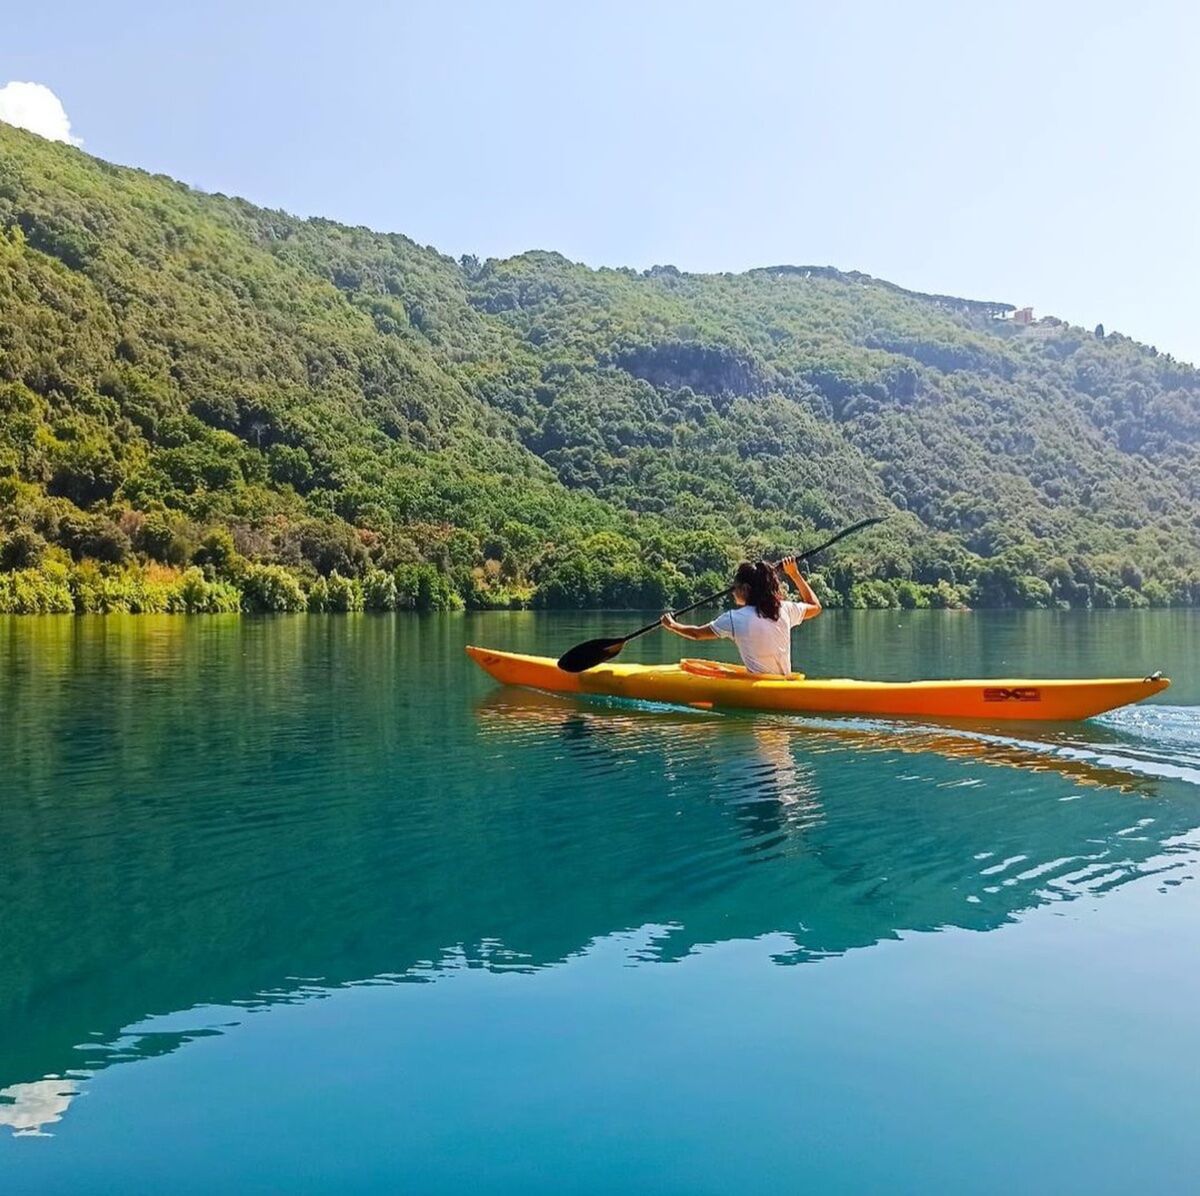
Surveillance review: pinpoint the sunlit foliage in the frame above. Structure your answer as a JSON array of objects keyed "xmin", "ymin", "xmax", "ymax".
[{"xmin": 1, "ymin": 124, "xmax": 1197, "ymax": 612}]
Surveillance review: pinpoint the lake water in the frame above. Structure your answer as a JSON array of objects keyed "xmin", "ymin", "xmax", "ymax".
[{"xmin": 2, "ymin": 611, "xmax": 1198, "ymax": 1193}]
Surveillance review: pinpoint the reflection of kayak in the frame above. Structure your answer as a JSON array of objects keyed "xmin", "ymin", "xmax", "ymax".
[
  {"xmin": 473, "ymin": 688, "xmax": 1162, "ymax": 794},
  {"xmin": 466, "ymin": 647, "xmax": 1171, "ymax": 722}
]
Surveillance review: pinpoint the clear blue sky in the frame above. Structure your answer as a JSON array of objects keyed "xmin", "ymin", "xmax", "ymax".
[{"xmin": 5, "ymin": 1, "xmax": 1199, "ymax": 362}]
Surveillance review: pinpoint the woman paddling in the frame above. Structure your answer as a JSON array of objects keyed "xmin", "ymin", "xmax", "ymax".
[{"xmin": 660, "ymin": 557, "xmax": 820, "ymax": 675}]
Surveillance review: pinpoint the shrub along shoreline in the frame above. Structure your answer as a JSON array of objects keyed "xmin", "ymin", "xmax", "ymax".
[
  {"xmin": 0, "ymin": 552, "xmax": 1184, "ymax": 615},
  {"xmin": 0, "ymin": 559, "xmax": 464, "ymax": 614}
]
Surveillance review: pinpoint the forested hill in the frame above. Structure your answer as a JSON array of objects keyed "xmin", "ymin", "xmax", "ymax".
[{"xmin": 1, "ymin": 122, "xmax": 1198, "ymax": 613}]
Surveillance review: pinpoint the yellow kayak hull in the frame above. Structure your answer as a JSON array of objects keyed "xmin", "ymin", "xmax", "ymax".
[{"xmin": 466, "ymin": 647, "xmax": 1170, "ymax": 722}]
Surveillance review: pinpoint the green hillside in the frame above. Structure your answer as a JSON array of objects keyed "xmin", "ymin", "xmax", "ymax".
[{"xmin": 1, "ymin": 122, "xmax": 1197, "ymax": 613}]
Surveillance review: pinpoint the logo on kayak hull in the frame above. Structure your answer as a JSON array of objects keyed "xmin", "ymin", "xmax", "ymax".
[{"xmin": 983, "ymin": 687, "xmax": 1041, "ymax": 702}]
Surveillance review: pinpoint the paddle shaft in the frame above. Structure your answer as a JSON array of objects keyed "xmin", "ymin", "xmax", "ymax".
[{"xmin": 615, "ymin": 516, "xmax": 883, "ymax": 646}]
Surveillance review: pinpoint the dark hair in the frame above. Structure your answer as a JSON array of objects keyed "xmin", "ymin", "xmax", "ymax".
[{"xmin": 733, "ymin": 560, "xmax": 782, "ymax": 620}]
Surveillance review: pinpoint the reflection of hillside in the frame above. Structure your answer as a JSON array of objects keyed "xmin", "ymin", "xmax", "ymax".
[
  {"xmin": 1, "ymin": 616, "xmax": 1197, "ymax": 1131},
  {"xmin": 474, "ymin": 688, "xmax": 1200, "ymax": 961}
]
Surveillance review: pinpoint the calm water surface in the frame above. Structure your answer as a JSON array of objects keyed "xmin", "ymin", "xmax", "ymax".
[{"xmin": 2, "ymin": 611, "xmax": 1199, "ymax": 1193}]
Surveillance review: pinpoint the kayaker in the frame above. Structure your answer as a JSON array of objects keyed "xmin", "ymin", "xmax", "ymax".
[{"xmin": 659, "ymin": 557, "xmax": 821, "ymax": 675}]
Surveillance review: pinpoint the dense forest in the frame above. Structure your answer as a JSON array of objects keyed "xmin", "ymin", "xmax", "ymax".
[{"xmin": 1, "ymin": 122, "xmax": 1198, "ymax": 614}]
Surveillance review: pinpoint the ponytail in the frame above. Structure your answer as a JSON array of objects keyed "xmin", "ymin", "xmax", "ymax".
[{"xmin": 733, "ymin": 560, "xmax": 783, "ymax": 621}]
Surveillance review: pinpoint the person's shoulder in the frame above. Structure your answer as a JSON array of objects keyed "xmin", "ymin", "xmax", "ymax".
[
  {"xmin": 714, "ymin": 605, "xmax": 752, "ymax": 631},
  {"xmin": 709, "ymin": 608, "xmax": 736, "ymax": 635},
  {"xmin": 784, "ymin": 599, "xmax": 810, "ymax": 625}
]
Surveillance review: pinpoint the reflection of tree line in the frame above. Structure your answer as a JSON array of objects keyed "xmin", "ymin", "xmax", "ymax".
[
  {"xmin": 1, "ymin": 618, "xmax": 1196, "ymax": 1134},
  {"xmin": 476, "ymin": 688, "xmax": 1198, "ymax": 961}
]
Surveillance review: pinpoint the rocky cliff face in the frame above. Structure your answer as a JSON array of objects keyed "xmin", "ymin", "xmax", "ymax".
[{"xmin": 612, "ymin": 340, "xmax": 766, "ymax": 398}]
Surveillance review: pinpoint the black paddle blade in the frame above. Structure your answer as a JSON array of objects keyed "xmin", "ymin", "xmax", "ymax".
[{"xmin": 557, "ymin": 637, "xmax": 627, "ymax": 673}]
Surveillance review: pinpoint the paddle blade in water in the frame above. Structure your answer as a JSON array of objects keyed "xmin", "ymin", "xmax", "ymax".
[{"xmin": 557, "ymin": 637, "xmax": 627, "ymax": 673}]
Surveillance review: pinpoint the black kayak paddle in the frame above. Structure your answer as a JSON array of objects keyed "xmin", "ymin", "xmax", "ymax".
[{"xmin": 556, "ymin": 515, "xmax": 885, "ymax": 673}]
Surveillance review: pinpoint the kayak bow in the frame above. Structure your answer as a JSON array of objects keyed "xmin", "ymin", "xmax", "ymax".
[{"xmin": 466, "ymin": 647, "xmax": 1170, "ymax": 722}]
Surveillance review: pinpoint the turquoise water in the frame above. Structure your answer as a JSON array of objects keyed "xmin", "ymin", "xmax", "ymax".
[{"xmin": 2, "ymin": 611, "xmax": 1198, "ymax": 1193}]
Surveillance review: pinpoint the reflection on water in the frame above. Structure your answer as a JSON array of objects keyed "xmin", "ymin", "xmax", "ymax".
[
  {"xmin": 1, "ymin": 612, "xmax": 1198, "ymax": 1137},
  {"xmin": 0, "ymin": 1078, "xmax": 81, "ymax": 1137},
  {"xmin": 474, "ymin": 686, "xmax": 1200, "ymax": 947}
]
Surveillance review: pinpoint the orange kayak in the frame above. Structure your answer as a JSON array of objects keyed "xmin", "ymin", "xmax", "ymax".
[{"xmin": 466, "ymin": 647, "xmax": 1170, "ymax": 722}]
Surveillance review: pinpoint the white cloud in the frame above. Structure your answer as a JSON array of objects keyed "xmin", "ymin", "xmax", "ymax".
[{"xmin": 0, "ymin": 81, "xmax": 81, "ymax": 146}]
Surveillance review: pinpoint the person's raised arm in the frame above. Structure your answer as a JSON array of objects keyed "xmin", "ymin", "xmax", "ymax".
[
  {"xmin": 660, "ymin": 612, "xmax": 719, "ymax": 641},
  {"xmin": 781, "ymin": 556, "xmax": 822, "ymax": 617}
]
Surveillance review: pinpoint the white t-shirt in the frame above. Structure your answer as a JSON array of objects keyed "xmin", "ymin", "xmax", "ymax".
[{"xmin": 707, "ymin": 600, "xmax": 813, "ymax": 675}]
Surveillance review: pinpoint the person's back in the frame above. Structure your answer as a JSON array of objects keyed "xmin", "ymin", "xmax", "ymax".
[
  {"xmin": 708, "ymin": 599, "xmax": 809, "ymax": 674},
  {"xmin": 660, "ymin": 556, "xmax": 821, "ymax": 675}
]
